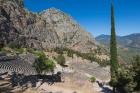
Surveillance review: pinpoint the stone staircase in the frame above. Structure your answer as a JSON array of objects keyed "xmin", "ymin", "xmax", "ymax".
[{"xmin": 0, "ymin": 53, "xmax": 37, "ymax": 75}]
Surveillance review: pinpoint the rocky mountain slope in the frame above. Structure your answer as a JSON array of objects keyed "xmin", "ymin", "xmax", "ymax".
[{"xmin": 0, "ymin": 0, "xmax": 96, "ymax": 53}]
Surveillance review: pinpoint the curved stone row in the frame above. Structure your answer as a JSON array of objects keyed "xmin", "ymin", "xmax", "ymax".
[
  {"xmin": 0, "ymin": 56, "xmax": 16, "ymax": 61},
  {"xmin": 0, "ymin": 57, "xmax": 37, "ymax": 75}
]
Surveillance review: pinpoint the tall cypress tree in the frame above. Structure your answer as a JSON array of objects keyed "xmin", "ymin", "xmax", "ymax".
[{"xmin": 110, "ymin": 2, "xmax": 119, "ymax": 93}]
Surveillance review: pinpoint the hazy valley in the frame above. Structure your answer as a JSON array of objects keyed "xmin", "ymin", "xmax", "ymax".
[{"xmin": 96, "ymin": 34, "xmax": 140, "ymax": 63}]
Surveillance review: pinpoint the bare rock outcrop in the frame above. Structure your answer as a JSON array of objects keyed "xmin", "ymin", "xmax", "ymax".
[{"xmin": 0, "ymin": 0, "xmax": 96, "ymax": 53}]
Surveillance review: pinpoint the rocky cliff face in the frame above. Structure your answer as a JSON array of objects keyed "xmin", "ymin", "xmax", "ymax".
[{"xmin": 0, "ymin": 0, "xmax": 96, "ymax": 53}]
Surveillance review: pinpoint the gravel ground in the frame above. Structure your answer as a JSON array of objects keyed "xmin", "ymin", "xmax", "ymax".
[{"xmin": 68, "ymin": 60, "xmax": 110, "ymax": 81}]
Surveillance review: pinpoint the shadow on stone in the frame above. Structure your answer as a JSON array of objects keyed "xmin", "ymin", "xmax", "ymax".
[
  {"xmin": 96, "ymin": 80, "xmax": 112, "ymax": 93},
  {"xmin": 9, "ymin": 72, "xmax": 62, "ymax": 88}
]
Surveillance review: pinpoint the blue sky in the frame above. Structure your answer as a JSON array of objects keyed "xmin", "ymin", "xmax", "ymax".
[{"xmin": 24, "ymin": 0, "xmax": 140, "ymax": 37}]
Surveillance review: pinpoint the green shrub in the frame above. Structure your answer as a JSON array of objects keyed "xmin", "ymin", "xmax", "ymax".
[
  {"xmin": 13, "ymin": 48, "xmax": 25, "ymax": 53},
  {"xmin": 33, "ymin": 52, "xmax": 55, "ymax": 74},
  {"xmin": 132, "ymin": 55, "xmax": 140, "ymax": 91},
  {"xmin": 33, "ymin": 50, "xmax": 46, "ymax": 57},
  {"xmin": 0, "ymin": 43, "xmax": 4, "ymax": 51},
  {"xmin": 26, "ymin": 48, "xmax": 34, "ymax": 53},
  {"xmin": 1, "ymin": 47, "xmax": 26, "ymax": 54},
  {"xmin": 1, "ymin": 47, "xmax": 13, "ymax": 53},
  {"xmin": 67, "ymin": 51, "xmax": 73, "ymax": 57},
  {"xmin": 114, "ymin": 55, "xmax": 140, "ymax": 93},
  {"xmin": 7, "ymin": 42, "xmax": 21, "ymax": 49},
  {"xmin": 90, "ymin": 76, "xmax": 96, "ymax": 83},
  {"xmin": 55, "ymin": 55, "xmax": 66, "ymax": 66},
  {"xmin": 27, "ymin": 49, "xmax": 46, "ymax": 58},
  {"xmin": 53, "ymin": 47, "xmax": 64, "ymax": 54},
  {"xmin": 44, "ymin": 59, "xmax": 55, "ymax": 72}
]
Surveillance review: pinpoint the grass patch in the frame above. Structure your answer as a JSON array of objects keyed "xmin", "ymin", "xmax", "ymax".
[
  {"xmin": 55, "ymin": 55, "xmax": 66, "ymax": 66},
  {"xmin": 90, "ymin": 76, "xmax": 96, "ymax": 83}
]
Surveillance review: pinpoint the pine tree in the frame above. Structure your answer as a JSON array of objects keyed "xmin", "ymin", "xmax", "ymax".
[{"xmin": 110, "ymin": 2, "xmax": 119, "ymax": 93}]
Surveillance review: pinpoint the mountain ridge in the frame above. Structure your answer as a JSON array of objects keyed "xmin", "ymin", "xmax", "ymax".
[
  {"xmin": 0, "ymin": 0, "xmax": 96, "ymax": 53},
  {"xmin": 96, "ymin": 33, "xmax": 140, "ymax": 49},
  {"xmin": 96, "ymin": 33, "xmax": 140, "ymax": 63}
]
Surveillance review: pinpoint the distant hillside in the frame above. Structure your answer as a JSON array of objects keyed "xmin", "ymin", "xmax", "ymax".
[
  {"xmin": 96, "ymin": 33, "xmax": 140, "ymax": 49},
  {"xmin": 96, "ymin": 33, "xmax": 140, "ymax": 63}
]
